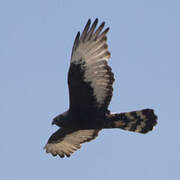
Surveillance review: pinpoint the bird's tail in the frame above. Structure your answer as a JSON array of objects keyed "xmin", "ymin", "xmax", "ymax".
[{"xmin": 104, "ymin": 109, "xmax": 157, "ymax": 134}]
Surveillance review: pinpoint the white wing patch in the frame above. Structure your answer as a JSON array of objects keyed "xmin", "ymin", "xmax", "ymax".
[
  {"xmin": 71, "ymin": 19, "xmax": 113, "ymax": 106},
  {"xmin": 44, "ymin": 129, "xmax": 101, "ymax": 158}
]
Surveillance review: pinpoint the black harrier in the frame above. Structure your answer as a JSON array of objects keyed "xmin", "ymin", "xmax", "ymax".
[{"xmin": 44, "ymin": 19, "xmax": 157, "ymax": 158}]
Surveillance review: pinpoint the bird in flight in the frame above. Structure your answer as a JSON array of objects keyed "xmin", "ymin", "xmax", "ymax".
[{"xmin": 44, "ymin": 18, "xmax": 157, "ymax": 158}]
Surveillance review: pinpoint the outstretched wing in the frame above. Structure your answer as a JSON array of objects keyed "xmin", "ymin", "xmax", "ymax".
[
  {"xmin": 44, "ymin": 128, "xmax": 101, "ymax": 158},
  {"xmin": 68, "ymin": 19, "xmax": 114, "ymax": 112}
]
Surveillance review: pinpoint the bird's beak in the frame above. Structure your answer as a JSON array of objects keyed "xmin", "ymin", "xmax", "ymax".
[{"xmin": 51, "ymin": 121, "xmax": 55, "ymax": 125}]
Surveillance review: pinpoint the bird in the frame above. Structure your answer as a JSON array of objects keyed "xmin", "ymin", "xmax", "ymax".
[{"xmin": 44, "ymin": 18, "xmax": 157, "ymax": 158}]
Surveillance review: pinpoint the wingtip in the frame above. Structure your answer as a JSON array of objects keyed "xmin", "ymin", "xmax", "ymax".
[
  {"xmin": 105, "ymin": 27, "xmax": 110, "ymax": 33},
  {"xmin": 100, "ymin": 21, "xmax": 105, "ymax": 28},
  {"xmin": 77, "ymin": 31, "xmax": 80, "ymax": 36},
  {"xmin": 94, "ymin": 18, "xmax": 98, "ymax": 24},
  {"xmin": 87, "ymin": 19, "xmax": 91, "ymax": 25}
]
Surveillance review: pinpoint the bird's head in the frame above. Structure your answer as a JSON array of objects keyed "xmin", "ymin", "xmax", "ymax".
[
  {"xmin": 51, "ymin": 111, "xmax": 68, "ymax": 127},
  {"xmin": 52, "ymin": 115, "xmax": 64, "ymax": 127}
]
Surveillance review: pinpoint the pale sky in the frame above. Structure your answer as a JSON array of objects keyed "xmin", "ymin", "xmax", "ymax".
[{"xmin": 1, "ymin": 0, "xmax": 180, "ymax": 180}]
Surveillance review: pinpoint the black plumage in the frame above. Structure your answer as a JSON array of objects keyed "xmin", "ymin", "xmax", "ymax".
[{"xmin": 44, "ymin": 19, "xmax": 157, "ymax": 158}]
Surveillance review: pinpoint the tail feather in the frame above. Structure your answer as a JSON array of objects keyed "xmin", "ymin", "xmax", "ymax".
[{"xmin": 105, "ymin": 109, "xmax": 157, "ymax": 134}]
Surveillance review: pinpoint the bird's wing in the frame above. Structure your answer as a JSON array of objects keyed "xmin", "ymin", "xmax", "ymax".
[
  {"xmin": 44, "ymin": 128, "xmax": 101, "ymax": 158},
  {"xmin": 68, "ymin": 19, "xmax": 114, "ymax": 112}
]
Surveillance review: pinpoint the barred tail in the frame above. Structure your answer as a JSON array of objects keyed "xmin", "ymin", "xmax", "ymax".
[{"xmin": 104, "ymin": 109, "xmax": 157, "ymax": 134}]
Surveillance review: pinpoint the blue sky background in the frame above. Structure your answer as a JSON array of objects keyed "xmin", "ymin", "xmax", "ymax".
[{"xmin": 1, "ymin": 0, "xmax": 180, "ymax": 179}]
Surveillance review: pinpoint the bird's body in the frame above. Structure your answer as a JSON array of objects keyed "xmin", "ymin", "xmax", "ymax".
[
  {"xmin": 44, "ymin": 19, "xmax": 157, "ymax": 158},
  {"xmin": 53, "ymin": 109, "xmax": 110, "ymax": 129}
]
